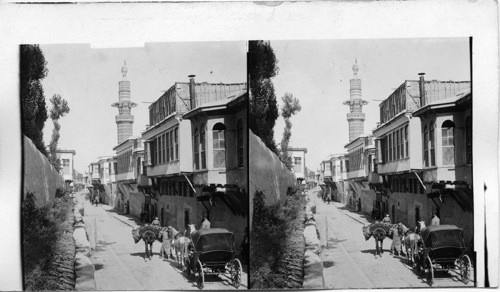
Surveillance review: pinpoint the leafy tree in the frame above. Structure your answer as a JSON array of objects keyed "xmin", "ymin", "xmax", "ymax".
[
  {"xmin": 21, "ymin": 45, "xmax": 49, "ymax": 155},
  {"xmin": 279, "ymin": 93, "xmax": 301, "ymax": 170},
  {"xmin": 48, "ymin": 94, "xmax": 70, "ymax": 172},
  {"xmin": 248, "ymin": 41, "xmax": 280, "ymax": 154}
]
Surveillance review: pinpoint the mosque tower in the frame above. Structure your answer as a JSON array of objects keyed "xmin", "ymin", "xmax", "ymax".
[
  {"xmin": 343, "ymin": 59, "xmax": 368, "ymax": 142},
  {"xmin": 112, "ymin": 61, "xmax": 137, "ymax": 145}
]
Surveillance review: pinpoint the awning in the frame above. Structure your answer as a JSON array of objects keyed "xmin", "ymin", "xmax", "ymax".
[
  {"xmin": 369, "ymin": 182, "xmax": 389, "ymax": 198},
  {"xmin": 197, "ymin": 185, "xmax": 247, "ymax": 217},
  {"xmin": 427, "ymin": 187, "xmax": 473, "ymax": 213}
]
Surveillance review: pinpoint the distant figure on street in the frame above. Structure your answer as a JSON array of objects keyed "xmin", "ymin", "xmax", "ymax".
[
  {"xmin": 382, "ymin": 213, "xmax": 391, "ymax": 224},
  {"xmin": 201, "ymin": 215, "xmax": 211, "ymax": 229},
  {"xmin": 93, "ymin": 196, "xmax": 99, "ymax": 207},
  {"xmin": 430, "ymin": 212, "xmax": 440, "ymax": 226},
  {"xmin": 151, "ymin": 217, "xmax": 161, "ymax": 227},
  {"xmin": 326, "ymin": 193, "xmax": 332, "ymax": 205}
]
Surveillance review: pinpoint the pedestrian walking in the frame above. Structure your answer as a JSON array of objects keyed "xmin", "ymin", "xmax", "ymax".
[{"xmin": 93, "ymin": 196, "xmax": 99, "ymax": 207}]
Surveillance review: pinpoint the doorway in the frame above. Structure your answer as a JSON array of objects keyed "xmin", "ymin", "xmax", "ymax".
[{"xmin": 392, "ymin": 205, "xmax": 396, "ymax": 223}]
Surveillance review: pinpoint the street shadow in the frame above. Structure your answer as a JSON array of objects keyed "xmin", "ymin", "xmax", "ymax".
[
  {"xmin": 360, "ymin": 248, "xmax": 391, "ymax": 258},
  {"xmin": 94, "ymin": 263, "xmax": 104, "ymax": 271},
  {"xmin": 323, "ymin": 260, "xmax": 335, "ymax": 268},
  {"xmin": 163, "ymin": 258, "xmax": 241, "ymax": 289},
  {"xmin": 105, "ymin": 208, "xmax": 144, "ymax": 226},
  {"xmin": 129, "ymin": 251, "xmax": 160, "ymax": 259},
  {"xmin": 336, "ymin": 205, "xmax": 376, "ymax": 224}
]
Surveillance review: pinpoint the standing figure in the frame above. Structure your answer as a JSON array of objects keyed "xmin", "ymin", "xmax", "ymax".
[
  {"xmin": 201, "ymin": 215, "xmax": 211, "ymax": 229},
  {"xmin": 159, "ymin": 228, "xmax": 171, "ymax": 260},
  {"xmin": 430, "ymin": 211, "xmax": 440, "ymax": 226},
  {"xmin": 93, "ymin": 196, "xmax": 99, "ymax": 207},
  {"xmin": 390, "ymin": 225, "xmax": 402, "ymax": 256}
]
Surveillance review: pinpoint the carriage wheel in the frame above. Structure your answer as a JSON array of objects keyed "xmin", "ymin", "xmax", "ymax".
[
  {"xmin": 460, "ymin": 254, "xmax": 471, "ymax": 284},
  {"xmin": 197, "ymin": 259, "xmax": 204, "ymax": 289},
  {"xmin": 426, "ymin": 255, "xmax": 434, "ymax": 286},
  {"xmin": 231, "ymin": 258, "xmax": 242, "ymax": 288}
]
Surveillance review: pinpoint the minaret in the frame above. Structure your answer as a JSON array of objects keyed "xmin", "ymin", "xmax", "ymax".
[
  {"xmin": 343, "ymin": 59, "xmax": 368, "ymax": 142},
  {"xmin": 112, "ymin": 61, "xmax": 137, "ymax": 145}
]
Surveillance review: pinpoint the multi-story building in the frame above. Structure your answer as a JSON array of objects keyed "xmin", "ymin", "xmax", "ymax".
[
  {"xmin": 139, "ymin": 74, "xmax": 246, "ymax": 235},
  {"xmin": 55, "ymin": 149, "xmax": 76, "ymax": 183},
  {"xmin": 344, "ymin": 135, "xmax": 377, "ymax": 212},
  {"xmin": 288, "ymin": 147, "xmax": 308, "ymax": 184},
  {"xmin": 112, "ymin": 137, "xmax": 145, "ymax": 216},
  {"xmin": 183, "ymin": 89, "xmax": 248, "ymax": 247},
  {"xmin": 88, "ymin": 156, "xmax": 114, "ymax": 203},
  {"xmin": 412, "ymin": 86, "xmax": 472, "ymax": 242},
  {"xmin": 372, "ymin": 73, "xmax": 470, "ymax": 230}
]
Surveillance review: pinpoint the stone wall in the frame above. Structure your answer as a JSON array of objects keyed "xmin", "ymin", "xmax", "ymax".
[
  {"xmin": 249, "ymin": 130, "xmax": 296, "ymax": 229},
  {"xmin": 303, "ymin": 191, "xmax": 325, "ymax": 289},
  {"xmin": 73, "ymin": 190, "xmax": 96, "ymax": 290},
  {"xmin": 23, "ymin": 135, "xmax": 65, "ymax": 207}
]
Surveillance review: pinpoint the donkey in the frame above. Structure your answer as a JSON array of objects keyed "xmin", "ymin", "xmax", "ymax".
[{"xmin": 142, "ymin": 230, "xmax": 157, "ymax": 261}]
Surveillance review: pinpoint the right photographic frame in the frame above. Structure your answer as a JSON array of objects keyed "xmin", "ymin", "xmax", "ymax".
[{"xmin": 248, "ymin": 38, "xmax": 474, "ymax": 289}]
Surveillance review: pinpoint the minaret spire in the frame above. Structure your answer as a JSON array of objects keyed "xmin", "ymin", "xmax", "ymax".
[
  {"xmin": 343, "ymin": 59, "xmax": 368, "ymax": 142},
  {"xmin": 112, "ymin": 60, "xmax": 137, "ymax": 145}
]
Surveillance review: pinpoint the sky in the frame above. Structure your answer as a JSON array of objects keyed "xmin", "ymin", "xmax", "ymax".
[
  {"xmin": 270, "ymin": 38, "xmax": 471, "ymax": 173},
  {"xmin": 39, "ymin": 42, "xmax": 247, "ymax": 173}
]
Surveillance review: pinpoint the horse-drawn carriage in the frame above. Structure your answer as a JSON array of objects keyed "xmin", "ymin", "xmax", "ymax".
[
  {"xmin": 184, "ymin": 228, "xmax": 242, "ymax": 289},
  {"xmin": 415, "ymin": 225, "xmax": 472, "ymax": 286}
]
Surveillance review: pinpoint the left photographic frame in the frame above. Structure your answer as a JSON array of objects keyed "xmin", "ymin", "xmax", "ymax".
[{"xmin": 20, "ymin": 42, "xmax": 249, "ymax": 290}]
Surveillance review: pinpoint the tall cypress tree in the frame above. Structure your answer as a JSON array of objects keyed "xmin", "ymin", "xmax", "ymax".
[
  {"xmin": 248, "ymin": 41, "xmax": 280, "ymax": 154},
  {"xmin": 21, "ymin": 45, "xmax": 49, "ymax": 155}
]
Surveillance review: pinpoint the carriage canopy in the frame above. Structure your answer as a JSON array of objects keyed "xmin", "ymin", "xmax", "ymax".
[
  {"xmin": 191, "ymin": 228, "xmax": 235, "ymax": 253},
  {"xmin": 420, "ymin": 225, "xmax": 464, "ymax": 249}
]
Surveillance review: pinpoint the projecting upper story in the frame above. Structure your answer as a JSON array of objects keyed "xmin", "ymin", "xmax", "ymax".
[
  {"xmin": 147, "ymin": 76, "xmax": 247, "ymax": 128},
  {"xmin": 373, "ymin": 75, "xmax": 470, "ymax": 175},
  {"xmin": 142, "ymin": 76, "xmax": 247, "ymax": 178},
  {"xmin": 344, "ymin": 135, "xmax": 376, "ymax": 180}
]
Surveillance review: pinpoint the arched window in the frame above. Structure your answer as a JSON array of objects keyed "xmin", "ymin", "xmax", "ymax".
[
  {"xmin": 423, "ymin": 125, "xmax": 429, "ymax": 167},
  {"xmin": 193, "ymin": 128, "xmax": 199, "ymax": 169},
  {"xmin": 429, "ymin": 121, "xmax": 435, "ymax": 166},
  {"xmin": 213, "ymin": 123, "xmax": 226, "ymax": 168},
  {"xmin": 442, "ymin": 120, "xmax": 455, "ymax": 165},
  {"xmin": 237, "ymin": 119, "xmax": 244, "ymax": 167},
  {"xmin": 200, "ymin": 124, "xmax": 206, "ymax": 169},
  {"xmin": 466, "ymin": 116, "xmax": 472, "ymax": 164}
]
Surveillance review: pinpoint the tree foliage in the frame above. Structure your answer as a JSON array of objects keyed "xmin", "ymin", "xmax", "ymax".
[
  {"xmin": 48, "ymin": 94, "xmax": 70, "ymax": 172},
  {"xmin": 248, "ymin": 41, "xmax": 280, "ymax": 154},
  {"xmin": 21, "ymin": 45, "xmax": 49, "ymax": 155},
  {"xmin": 279, "ymin": 93, "xmax": 301, "ymax": 170}
]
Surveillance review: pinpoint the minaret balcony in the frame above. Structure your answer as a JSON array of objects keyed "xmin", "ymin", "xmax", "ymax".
[
  {"xmin": 347, "ymin": 112, "xmax": 366, "ymax": 120},
  {"xmin": 115, "ymin": 114, "xmax": 134, "ymax": 122}
]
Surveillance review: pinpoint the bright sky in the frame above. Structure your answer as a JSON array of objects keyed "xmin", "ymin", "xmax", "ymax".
[
  {"xmin": 40, "ymin": 42, "xmax": 247, "ymax": 173},
  {"xmin": 270, "ymin": 38, "xmax": 470, "ymax": 173}
]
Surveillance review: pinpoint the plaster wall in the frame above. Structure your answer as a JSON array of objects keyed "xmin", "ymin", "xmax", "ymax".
[
  {"xmin": 249, "ymin": 130, "xmax": 296, "ymax": 230},
  {"xmin": 23, "ymin": 135, "xmax": 65, "ymax": 207}
]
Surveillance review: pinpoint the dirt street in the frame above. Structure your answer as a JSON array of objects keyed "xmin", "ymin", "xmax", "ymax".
[
  {"xmin": 81, "ymin": 194, "xmax": 247, "ymax": 290},
  {"xmin": 310, "ymin": 190, "xmax": 475, "ymax": 289}
]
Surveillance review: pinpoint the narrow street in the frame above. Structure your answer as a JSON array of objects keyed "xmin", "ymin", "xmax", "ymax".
[
  {"xmin": 79, "ymin": 193, "xmax": 248, "ymax": 290},
  {"xmin": 310, "ymin": 190, "xmax": 474, "ymax": 289}
]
